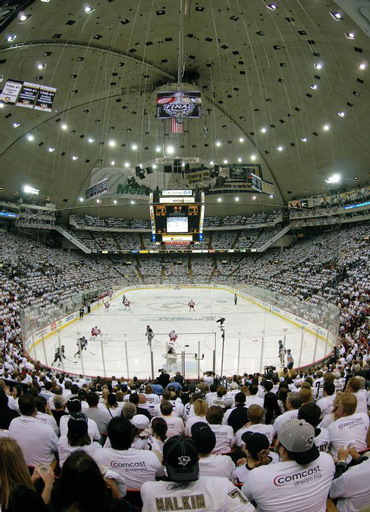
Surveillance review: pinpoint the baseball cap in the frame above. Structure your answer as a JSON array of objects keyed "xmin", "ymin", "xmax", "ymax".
[
  {"xmin": 191, "ymin": 422, "xmax": 216, "ymax": 454},
  {"xmin": 223, "ymin": 395, "xmax": 234, "ymax": 407},
  {"xmin": 241, "ymin": 432, "xmax": 269, "ymax": 454},
  {"xmin": 130, "ymin": 414, "xmax": 150, "ymax": 430},
  {"xmin": 278, "ymin": 419, "xmax": 319, "ymax": 465},
  {"xmin": 163, "ymin": 435, "xmax": 199, "ymax": 482},
  {"xmin": 68, "ymin": 412, "xmax": 88, "ymax": 436}
]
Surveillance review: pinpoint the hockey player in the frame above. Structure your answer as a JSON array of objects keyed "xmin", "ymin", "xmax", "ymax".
[
  {"xmin": 123, "ymin": 298, "xmax": 131, "ymax": 311},
  {"xmin": 169, "ymin": 330, "xmax": 178, "ymax": 344},
  {"xmin": 91, "ymin": 326, "xmax": 101, "ymax": 339},
  {"xmin": 79, "ymin": 306, "xmax": 84, "ymax": 320},
  {"xmin": 278, "ymin": 339, "xmax": 285, "ymax": 367},
  {"xmin": 104, "ymin": 301, "xmax": 110, "ymax": 313},
  {"xmin": 52, "ymin": 345, "xmax": 66, "ymax": 366},
  {"xmin": 146, "ymin": 325, "xmax": 154, "ymax": 345},
  {"xmin": 188, "ymin": 299, "xmax": 195, "ymax": 312},
  {"xmin": 234, "ymin": 293, "xmax": 237, "ymax": 305},
  {"xmin": 74, "ymin": 336, "xmax": 88, "ymax": 358},
  {"xmin": 122, "ymin": 294, "xmax": 126, "ymax": 304},
  {"xmin": 286, "ymin": 348, "xmax": 294, "ymax": 370}
]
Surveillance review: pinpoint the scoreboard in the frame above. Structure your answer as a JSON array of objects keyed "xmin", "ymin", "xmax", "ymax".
[{"xmin": 150, "ymin": 189, "xmax": 205, "ymax": 243}]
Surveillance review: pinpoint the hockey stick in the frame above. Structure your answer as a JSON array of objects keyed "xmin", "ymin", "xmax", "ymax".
[
  {"xmin": 85, "ymin": 349, "xmax": 96, "ymax": 355},
  {"xmin": 64, "ymin": 356, "xmax": 78, "ymax": 364}
]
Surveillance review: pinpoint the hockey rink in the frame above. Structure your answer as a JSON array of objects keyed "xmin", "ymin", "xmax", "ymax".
[{"xmin": 35, "ymin": 287, "xmax": 331, "ymax": 379}]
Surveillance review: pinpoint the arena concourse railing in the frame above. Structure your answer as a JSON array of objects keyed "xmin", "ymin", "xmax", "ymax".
[{"xmin": 21, "ymin": 281, "xmax": 340, "ymax": 381}]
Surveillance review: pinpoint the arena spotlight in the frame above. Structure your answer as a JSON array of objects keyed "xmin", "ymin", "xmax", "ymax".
[{"xmin": 23, "ymin": 185, "xmax": 39, "ymax": 195}]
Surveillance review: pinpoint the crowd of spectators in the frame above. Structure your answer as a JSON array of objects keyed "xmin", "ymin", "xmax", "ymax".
[{"xmin": 1, "ymin": 221, "xmax": 370, "ymax": 509}]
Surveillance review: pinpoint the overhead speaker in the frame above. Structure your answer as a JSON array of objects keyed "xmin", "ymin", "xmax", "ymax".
[
  {"xmin": 174, "ymin": 159, "xmax": 181, "ymax": 173},
  {"xmin": 146, "ymin": 166, "xmax": 153, "ymax": 175},
  {"xmin": 164, "ymin": 165, "xmax": 172, "ymax": 173}
]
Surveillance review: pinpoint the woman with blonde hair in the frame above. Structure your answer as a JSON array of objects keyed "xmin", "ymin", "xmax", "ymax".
[
  {"xmin": 185, "ymin": 398, "xmax": 209, "ymax": 436},
  {"xmin": 0, "ymin": 437, "xmax": 54, "ymax": 511}
]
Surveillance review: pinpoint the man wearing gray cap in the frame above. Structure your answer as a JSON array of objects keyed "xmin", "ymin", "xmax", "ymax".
[{"xmin": 242, "ymin": 419, "xmax": 335, "ymax": 512}]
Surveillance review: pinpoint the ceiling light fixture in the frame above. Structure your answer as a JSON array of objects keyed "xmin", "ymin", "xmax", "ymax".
[
  {"xmin": 252, "ymin": 195, "xmax": 256, "ymax": 200},
  {"xmin": 237, "ymin": 157, "xmax": 242, "ymax": 163},
  {"xmin": 84, "ymin": 5, "xmax": 95, "ymax": 13},
  {"xmin": 61, "ymin": 123, "xmax": 68, "ymax": 130},
  {"xmin": 338, "ymin": 111, "xmax": 346, "ymax": 117},
  {"xmin": 266, "ymin": 4, "xmax": 278, "ymax": 10},
  {"xmin": 0, "ymin": 103, "xmax": 4, "ymax": 109},
  {"xmin": 155, "ymin": 145, "xmax": 161, "ymax": 153},
  {"xmin": 250, "ymin": 154, "xmax": 257, "ymax": 161},
  {"xmin": 314, "ymin": 63, "xmax": 323, "ymax": 70},
  {"xmin": 153, "ymin": 164, "xmax": 158, "ymax": 169},
  {"xmin": 6, "ymin": 35, "xmax": 16, "ymax": 42},
  {"xmin": 23, "ymin": 185, "xmax": 39, "ymax": 195},
  {"xmin": 260, "ymin": 127, "xmax": 267, "ymax": 133},
  {"xmin": 72, "ymin": 155, "xmax": 78, "ymax": 160},
  {"xmin": 113, "ymin": 200, "xmax": 117, "ymax": 204},
  {"xmin": 325, "ymin": 173, "xmax": 341, "ymax": 184},
  {"xmin": 269, "ymin": 194, "xmax": 274, "ymax": 199},
  {"xmin": 13, "ymin": 122, "xmax": 20, "ymax": 128},
  {"xmin": 358, "ymin": 62, "xmax": 367, "ymax": 70},
  {"xmin": 130, "ymin": 200, "xmax": 135, "ymax": 205},
  {"xmin": 329, "ymin": 11, "xmax": 343, "ymax": 20},
  {"xmin": 88, "ymin": 137, "xmax": 95, "ymax": 143},
  {"xmin": 19, "ymin": 14, "xmax": 29, "ymax": 21},
  {"xmin": 209, "ymin": 160, "xmax": 214, "ymax": 166},
  {"xmin": 48, "ymin": 147, "xmax": 55, "ymax": 152},
  {"xmin": 131, "ymin": 143, "xmax": 138, "ymax": 150},
  {"xmin": 108, "ymin": 139, "xmax": 116, "ymax": 147},
  {"xmin": 215, "ymin": 141, "xmax": 222, "ymax": 147},
  {"xmin": 166, "ymin": 145, "xmax": 175, "ymax": 155},
  {"xmin": 111, "ymin": 160, "xmax": 116, "ymax": 166},
  {"xmin": 345, "ymin": 32, "xmax": 356, "ymax": 40},
  {"xmin": 310, "ymin": 84, "xmax": 318, "ymax": 90},
  {"xmin": 322, "ymin": 124, "xmax": 331, "ymax": 131},
  {"xmin": 96, "ymin": 199, "xmax": 101, "ymax": 204},
  {"xmin": 301, "ymin": 137, "xmax": 308, "ymax": 142},
  {"xmin": 223, "ymin": 159, "xmax": 228, "ymax": 164},
  {"xmin": 124, "ymin": 161, "xmax": 130, "ymax": 168},
  {"xmin": 37, "ymin": 63, "xmax": 46, "ymax": 70},
  {"xmin": 235, "ymin": 196, "xmax": 240, "ymax": 202},
  {"xmin": 277, "ymin": 145, "xmax": 284, "ymax": 151},
  {"xmin": 26, "ymin": 134, "xmax": 34, "ymax": 141},
  {"xmin": 217, "ymin": 197, "xmax": 222, "ymax": 202},
  {"xmin": 239, "ymin": 137, "xmax": 245, "ymax": 143}
]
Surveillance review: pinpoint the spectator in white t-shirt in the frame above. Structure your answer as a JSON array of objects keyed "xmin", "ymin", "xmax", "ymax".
[
  {"xmin": 242, "ymin": 420, "xmax": 335, "ymax": 512},
  {"xmin": 232, "ymin": 432, "xmax": 276, "ymax": 485},
  {"xmin": 141, "ymin": 435, "xmax": 254, "ymax": 512},
  {"xmin": 159, "ymin": 400, "xmax": 184, "ymax": 438},
  {"xmin": 185, "ymin": 398, "xmax": 208, "ymax": 436},
  {"xmin": 328, "ymin": 392, "xmax": 369, "ymax": 460},
  {"xmin": 9, "ymin": 394, "xmax": 58, "ymax": 467},
  {"xmin": 244, "ymin": 384, "xmax": 264, "ymax": 408},
  {"xmin": 191, "ymin": 422, "xmax": 235, "ymax": 480},
  {"xmin": 93, "ymin": 416, "xmax": 164, "ymax": 489},
  {"xmin": 206, "ymin": 405, "xmax": 235, "ymax": 454},
  {"xmin": 329, "ymin": 445, "xmax": 370, "ymax": 511},
  {"xmin": 346, "ymin": 377, "xmax": 368, "ymax": 414},
  {"xmin": 59, "ymin": 397, "xmax": 100, "ymax": 442},
  {"xmin": 298, "ymin": 403, "xmax": 330, "ymax": 452},
  {"xmin": 272, "ymin": 391, "xmax": 302, "ymax": 436},
  {"xmin": 235, "ymin": 404, "xmax": 274, "ymax": 446},
  {"xmin": 317, "ymin": 381, "xmax": 336, "ymax": 419},
  {"xmin": 58, "ymin": 412, "xmax": 102, "ymax": 468}
]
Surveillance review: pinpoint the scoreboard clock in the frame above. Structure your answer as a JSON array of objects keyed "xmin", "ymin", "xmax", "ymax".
[{"xmin": 149, "ymin": 189, "xmax": 205, "ymax": 244}]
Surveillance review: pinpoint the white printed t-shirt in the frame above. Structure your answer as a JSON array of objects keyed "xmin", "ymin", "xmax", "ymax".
[
  {"xmin": 272, "ymin": 409, "xmax": 299, "ymax": 435},
  {"xmin": 59, "ymin": 414, "xmax": 100, "ymax": 441},
  {"xmin": 9, "ymin": 415, "xmax": 58, "ymax": 467},
  {"xmin": 328, "ymin": 412, "xmax": 369, "ymax": 459},
  {"xmin": 198, "ymin": 454, "xmax": 235, "ymax": 480},
  {"xmin": 209, "ymin": 424, "xmax": 235, "ymax": 454},
  {"xmin": 330, "ymin": 456, "xmax": 370, "ymax": 512},
  {"xmin": 93, "ymin": 447, "xmax": 165, "ymax": 489},
  {"xmin": 141, "ymin": 476, "xmax": 254, "ymax": 512},
  {"xmin": 242, "ymin": 452, "xmax": 335, "ymax": 512},
  {"xmin": 235, "ymin": 424, "xmax": 274, "ymax": 446},
  {"xmin": 58, "ymin": 436, "xmax": 102, "ymax": 468}
]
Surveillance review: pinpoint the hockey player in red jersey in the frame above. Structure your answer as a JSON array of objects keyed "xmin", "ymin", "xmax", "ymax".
[{"xmin": 188, "ymin": 299, "xmax": 195, "ymax": 312}]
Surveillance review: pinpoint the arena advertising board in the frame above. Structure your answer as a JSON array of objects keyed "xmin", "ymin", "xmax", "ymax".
[
  {"xmin": 86, "ymin": 179, "xmax": 108, "ymax": 200},
  {"xmin": 0, "ymin": 79, "xmax": 57, "ymax": 112}
]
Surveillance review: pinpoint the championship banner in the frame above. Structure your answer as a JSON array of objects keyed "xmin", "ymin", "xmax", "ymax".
[
  {"xmin": 34, "ymin": 85, "xmax": 57, "ymax": 112},
  {"xmin": 0, "ymin": 79, "xmax": 57, "ymax": 112},
  {"xmin": 0, "ymin": 79, "xmax": 22, "ymax": 104},
  {"xmin": 16, "ymin": 82, "xmax": 40, "ymax": 109}
]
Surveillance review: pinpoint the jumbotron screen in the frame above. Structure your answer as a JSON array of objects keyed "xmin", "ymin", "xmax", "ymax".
[{"xmin": 149, "ymin": 189, "xmax": 205, "ymax": 244}]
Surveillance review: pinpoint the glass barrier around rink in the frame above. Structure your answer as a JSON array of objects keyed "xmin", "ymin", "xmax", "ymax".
[{"xmin": 21, "ymin": 280, "xmax": 340, "ymax": 380}]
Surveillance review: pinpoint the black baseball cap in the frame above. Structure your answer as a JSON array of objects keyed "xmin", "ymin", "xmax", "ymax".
[
  {"xmin": 241, "ymin": 432, "xmax": 269, "ymax": 454},
  {"xmin": 235, "ymin": 392, "xmax": 246, "ymax": 403},
  {"xmin": 163, "ymin": 435, "xmax": 199, "ymax": 482},
  {"xmin": 191, "ymin": 422, "xmax": 216, "ymax": 455},
  {"xmin": 68, "ymin": 412, "xmax": 88, "ymax": 436}
]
